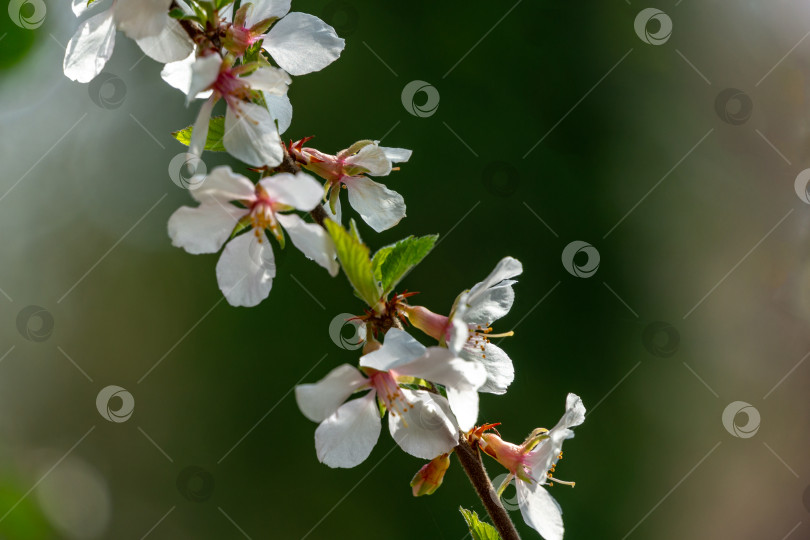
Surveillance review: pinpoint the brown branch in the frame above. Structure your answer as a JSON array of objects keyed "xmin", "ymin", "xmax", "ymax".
[{"xmin": 454, "ymin": 436, "xmax": 521, "ymax": 540}]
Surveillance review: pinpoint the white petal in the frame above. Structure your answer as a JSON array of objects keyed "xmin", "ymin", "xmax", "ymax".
[
  {"xmin": 264, "ymin": 12, "xmax": 345, "ymax": 76},
  {"xmin": 360, "ymin": 328, "xmax": 426, "ymax": 372},
  {"xmin": 446, "ymin": 386, "xmax": 479, "ymax": 432},
  {"xmin": 345, "ymin": 176, "xmax": 406, "ymax": 233},
  {"xmin": 188, "ymin": 96, "xmax": 215, "ymax": 159},
  {"xmin": 168, "ymin": 203, "xmax": 248, "ymax": 255},
  {"xmin": 323, "ymin": 197, "xmax": 342, "ymax": 225},
  {"xmin": 224, "ymin": 102, "xmax": 283, "ymax": 167},
  {"xmin": 276, "ymin": 213, "xmax": 339, "ymax": 276},
  {"xmin": 215, "ymin": 231, "xmax": 276, "ymax": 307},
  {"xmin": 160, "ymin": 52, "xmax": 213, "ymax": 99},
  {"xmin": 295, "ymin": 364, "xmax": 366, "ymax": 422},
  {"xmin": 526, "ymin": 393, "xmax": 586, "ymax": 474},
  {"xmin": 395, "ymin": 347, "xmax": 486, "ymax": 390},
  {"xmin": 467, "ymin": 257, "xmax": 523, "ymax": 304},
  {"xmin": 188, "ymin": 54, "xmax": 222, "ymax": 102},
  {"xmin": 517, "ymin": 483, "xmax": 564, "ymax": 540},
  {"xmin": 63, "ymin": 9, "xmax": 116, "ymax": 84},
  {"xmin": 244, "ymin": 0, "xmax": 290, "ymax": 26},
  {"xmin": 114, "ymin": 0, "xmax": 172, "ymax": 40},
  {"xmin": 557, "ymin": 393, "xmax": 586, "ymax": 430},
  {"xmin": 258, "ymin": 172, "xmax": 322, "ymax": 211},
  {"xmin": 461, "ymin": 340, "xmax": 514, "ymax": 395},
  {"xmin": 346, "ymin": 144, "xmax": 392, "ymax": 176},
  {"xmin": 315, "ymin": 392, "xmax": 381, "ymax": 468},
  {"xmin": 135, "ymin": 16, "xmax": 194, "ymax": 63},
  {"xmin": 191, "ymin": 165, "xmax": 256, "ymax": 204},
  {"xmin": 264, "ymin": 93, "xmax": 293, "ymax": 134},
  {"xmin": 388, "ymin": 390, "xmax": 458, "ymax": 459},
  {"xmin": 461, "ymin": 281, "xmax": 516, "ymax": 326},
  {"xmin": 382, "ymin": 146, "xmax": 412, "ymax": 163},
  {"xmin": 241, "ymin": 66, "xmax": 291, "ymax": 95}
]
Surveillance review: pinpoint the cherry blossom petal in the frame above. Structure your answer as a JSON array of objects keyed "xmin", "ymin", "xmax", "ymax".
[
  {"xmin": 241, "ymin": 66, "xmax": 291, "ymax": 96},
  {"xmin": 517, "ymin": 482, "xmax": 564, "ymax": 540},
  {"xmin": 160, "ymin": 52, "xmax": 213, "ymax": 99},
  {"xmin": 135, "ymin": 16, "xmax": 194, "ymax": 63},
  {"xmin": 63, "ymin": 9, "xmax": 116, "ymax": 83},
  {"xmin": 277, "ymin": 213, "xmax": 339, "ymax": 276},
  {"xmin": 467, "ymin": 256, "xmax": 523, "ymax": 304},
  {"xmin": 265, "ymin": 93, "xmax": 292, "ymax": 134},
  {"xmin": 295, "ymin": 364, "xmax": 367, "ymax": 422},
  {"xmin": 188, "ymin": 96, "xmax": 215, "ymax": 159},
  {"xmin": 258, "ymin": 172, "xmax": 322, "ymax": 211},
  {"xmin": 245, "ymin": 0, "xmax": 291, "ymax": 26},
  {"xmin": 395, "ymin": 347, "xmax": 486, "ymax": 391},
  {"xmin": 346, "ymin": 144, "xmax": 392, "ymax": 176},
  {"xmin": 388, "ymin": 390, "xmax": 458, "ymax": 459},
  {"xmin": 188, "ymin": 54, "xmax": 222, "ymax": 103},
  {"xmin": 344, "ymin": 176, "xmax": 406, "ymax": 233},
  {"xmin": 114, "ymin": 0, "xmax": 172, "ymax": 40},
  {"xmin": 315, "ymin": 392, "xmax": 381, "ymax": 468},
  {"xmin": 526, "ymin": 394, "xmax": 586, "ymax": 475},
  {"xmin": 168, "ymin": 203, "xmax": 248, "ymax": 255},
  {"xmin": 216, "ymin": 231, "xmax": 276, "ymax": 307},
  {"xmin": 360, "ymin": 329, "xmax": 426, "ymax": 372},
  {"xmin": 460, "ymin": 280, "xmax": 517, "ymax": 326},
  {"xmin": 382, "ymin": 147, "xmax": 412, "ymax": 164},
  {"xmin": 461, "ymin": 340, "xmax": 514, "ymax": 395},
  {"xmin": 445, "ymin": 386, "xmax": 480, "ymax": 432},
  {"xmin": 224, "ymin": 102, "xmax": 284, "ymax": 167},
  {"xmin": 264, "ymin": 12, "xmax": 345, "ymax": 76},
  {"xmin": 191, "ymin": 166, "xmax": 256, "ymax": 204}
]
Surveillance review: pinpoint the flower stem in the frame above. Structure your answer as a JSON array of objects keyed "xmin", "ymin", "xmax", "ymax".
[{"xmin": 454, "ymin": 436, "xmax": 521, "ymax": 540}]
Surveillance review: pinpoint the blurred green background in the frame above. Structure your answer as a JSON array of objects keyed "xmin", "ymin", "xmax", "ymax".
[{"xmin": 1, "ymin": 1, "xmax": 809, "ymax": 538}]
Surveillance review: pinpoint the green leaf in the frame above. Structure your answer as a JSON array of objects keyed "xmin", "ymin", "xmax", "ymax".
[
  {"xmin": 371, "ymin": 234, "xmax": 438, "ymax": 295},
  {"xmin": 459, "ymin": 508, "xmax": 501, "ymax": 540},
  {"xmin": 324, "ymin": 220, "xmax": 381, "ymax": 308},
  {"xmin": 172, "ymin": 116, "xmax": 226, "ymax": 152}
]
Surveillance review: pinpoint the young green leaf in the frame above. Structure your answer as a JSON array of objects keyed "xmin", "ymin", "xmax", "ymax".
[
  {"xmin": 172, "ymin": 116, "xmax": 226, "ymax": 152},
  {"xmin": 459, "ymin": 508, "xmax": 501, "ymax": 540},
  {"xmin": 324, "ymin": 220, "xmax": 381, "ymax": 308},
  {"xmin": 371, "ymin": 234, "xmax": 438, "ymax": 295}
]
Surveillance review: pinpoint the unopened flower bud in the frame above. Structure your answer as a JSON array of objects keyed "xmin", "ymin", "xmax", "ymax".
[{"xmin": 410, "ymin": 453, "xmax": 450, "ymax": 497}]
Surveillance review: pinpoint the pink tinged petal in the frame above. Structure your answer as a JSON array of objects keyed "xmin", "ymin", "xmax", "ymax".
[
  {"xmin": 63, "ymin": 9, "xmax": 116, "ymax": 83},
  {"xmin": 445, "ymin": 386, "xmax": 479, "ymax": 432},
  {"xmin": 346, "ymin": 144, "xmax": 392, "ymax": 176},
  {"xmin": 295, "ymin": 364, "xmax": 367, "ymax": 422},
  {"xmin": 114, "ymin": 0, "xmax": 172, "ymax": 40},
  {"xmin": 360, "ymin": 328, "xmax": 426, "ymax": 372},
  {"xmin": 241, "ymin": 66, "xmax": 291, "ymax": 96},
  {"xmin": 244, "ymin": 0, "xmax": 291, "ymax": 26},
  {"xmin": 315, "ymin": 392, "xmax": 381, "ymax": 468},
  {"xmin": 168, "ymin": 203, "xmax": 248, "ymax": 255},
  {"xmin": 276, "ymin": 213, "xmax": 339, "ymax": 276},
  {"xmin": 258, "ymin": 172, "xmax": 322, "ymax": 211},
  {"xmin": 224, "ymin": 102, "xmax": 284, "ymax": 167},
  {"xmin": 215, "ymin": 230, "xmax": 276, "ymax": 307},
  {"xmin": 344, "ymin": 176, "xmax": 406, "ymax": 233},
  {"xmin": 191, "ymin": 165, "xmax": 256, "ymax": 204},
  {"xmin": 467, "ymin": 257, "xmax": 523, "ymax": 303},
  {"xmin": 461, "ymin": 281, "xmax": 517, "ymax": 326},
  {"xmin": 160, "ymin": 52, "xmax": 214, "ymax": 99},
  {"xmin": 264, "ymin": 93, "xmax": 292, "ymax": 134},
  {"xmin": 264, "ymin": 12, "xmax": 345, "ymax": 76},
  {"xmin": 188, "ymin": 96, "xmax": 215, "ymax": 159},
  {"xmin": 388, "ymin": 390, "xmax": 459, "ymax": 460},
  {"xmin": 188, "ymin": 54, "xmax": 222, "ymax": 103},
  {"xmin": 382, "ymin": 146, "xmax": 412, "ymax": 163},
  {"xmin": 461, "ymin": 340, "xmax": 514, "ymax": 395},
  {"xmin": 135, "ymin": 16, "xmax": 194, "ymax": 63},
  {"xmin": 517, "ymin": 482, "xmax": 564, "ymax": 540}
]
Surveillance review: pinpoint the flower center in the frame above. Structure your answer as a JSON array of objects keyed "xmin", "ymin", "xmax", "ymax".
[
  {"xmin": 368, "ymin": 370, "xmax": 411, "ymax": 419},
  {"xmin": 213, "ymin": 69, "xmax": 252, "ymax": 109},
  {"xmin": 466, "ymin": 325, "xmax": 514, "ymax": 359}
]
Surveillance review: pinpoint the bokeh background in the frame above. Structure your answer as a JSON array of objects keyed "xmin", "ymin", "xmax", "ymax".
[{"xmin": 1, "ymin": 0, "xmax": 809, "ymax": 538}]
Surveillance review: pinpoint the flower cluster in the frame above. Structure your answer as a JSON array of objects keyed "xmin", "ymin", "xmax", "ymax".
[{"xmin": 62, "ymin": 2, "xmax": 586, "ymax": 538}]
